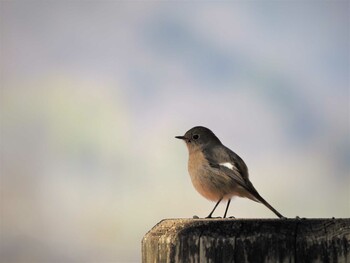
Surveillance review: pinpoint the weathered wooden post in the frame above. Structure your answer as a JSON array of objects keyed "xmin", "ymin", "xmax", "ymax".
[{"xmin": 142, "ymin": 218, "xmax": 350, "ymax": 263}]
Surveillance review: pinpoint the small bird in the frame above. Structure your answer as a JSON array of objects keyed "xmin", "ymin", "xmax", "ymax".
[{"xmin": 176, "ymin": 126, "xmax": 284, "ymax": 218}]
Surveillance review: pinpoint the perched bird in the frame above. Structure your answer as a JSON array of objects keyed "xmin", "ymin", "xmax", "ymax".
[{"xmin": 176, "ymin": 126, "xmax": 284, "ymax": 218}]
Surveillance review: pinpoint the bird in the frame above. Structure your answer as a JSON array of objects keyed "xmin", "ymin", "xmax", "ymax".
[{"xmin": 175, "ymin": 126, "xmax": 284, "ymax": 218}]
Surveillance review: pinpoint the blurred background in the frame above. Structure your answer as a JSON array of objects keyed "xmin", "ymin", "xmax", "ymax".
[{"xmin": 1, "ymin": 1, "xmax": 349, "ymax": 262}]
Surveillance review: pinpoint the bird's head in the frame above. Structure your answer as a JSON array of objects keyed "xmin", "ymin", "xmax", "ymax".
[{"xmin": 175, "ymin": 126, "xmax": 221, "ymax": 152}]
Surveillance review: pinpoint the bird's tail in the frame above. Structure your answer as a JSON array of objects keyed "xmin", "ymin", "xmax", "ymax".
[
  {"xmin": 247, "ymin": 184, "xmax": 285, "ymax": 218},
  {"xmin": 256, "ymin": 193, "xmax": 285, "ymax": 218}
]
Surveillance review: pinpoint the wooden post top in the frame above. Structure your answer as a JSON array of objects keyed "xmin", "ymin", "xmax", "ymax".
[{"xmin": 142, "ymin": 218, "xmax": 350, "ymax": 263}]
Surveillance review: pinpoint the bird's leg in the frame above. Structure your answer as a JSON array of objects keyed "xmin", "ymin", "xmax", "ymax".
[
  {"xmin": 206, "ymin": 197, "xmax": 223, "ymax": 218},
  {"xmin": 223, "ymin": 199, "xmax": 231, "ymax": 218}
]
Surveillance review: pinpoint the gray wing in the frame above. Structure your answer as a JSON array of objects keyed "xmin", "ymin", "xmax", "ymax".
[
  {"xmin": 203, "ymin": 145, "xmax": 259, "ymax": 199},
  {"xmin": 222, "ymin": 145, "xmax": 250, "ymax": 181},
  {"xmin": 202, "ymin": 145, "xmax": 250, "ymax": 188}
]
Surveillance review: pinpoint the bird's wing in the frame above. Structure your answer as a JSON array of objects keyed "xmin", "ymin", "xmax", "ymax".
[
  {"xmin": 222, "ymin": 145, "xmax": 250, "ymax": 181},
  {"xmin": 202, "ymin": 146, "xmax": 249, "ymax": 189},
  {"xmin": 203, "ymin": 145, "xmax": 260, "ymax": 198}
]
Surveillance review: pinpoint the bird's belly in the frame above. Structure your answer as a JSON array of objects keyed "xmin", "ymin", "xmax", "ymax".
[
  {"xmin": 188, "ymin": 163, "xmax": 239, "ymax": 202},
  {"xmin": 188, "ymin": 149, "xmax": 243, "ymax": 201},
  {"xmin": 190, "ymin": 172, "xmax": 223, "ymax": 201}
]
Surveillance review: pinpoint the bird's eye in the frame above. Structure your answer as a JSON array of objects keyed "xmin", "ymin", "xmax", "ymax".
[{"xmin": 192, "ymin": 134, "xmax": 199, "ymax": 140}]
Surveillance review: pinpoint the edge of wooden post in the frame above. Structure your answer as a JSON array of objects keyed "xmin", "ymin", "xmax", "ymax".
[{"xmin": 142, "ymin": 218, "xmax": 350, "ymax": 263}]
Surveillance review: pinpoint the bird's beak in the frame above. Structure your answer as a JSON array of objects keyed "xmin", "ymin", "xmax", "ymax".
[{"xmin": 175, "ymin": 135, "xmax": 186, "ymax": 140}]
